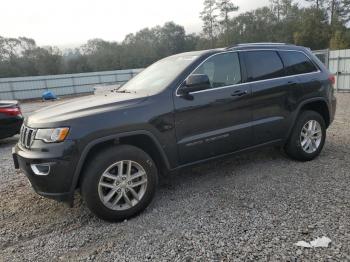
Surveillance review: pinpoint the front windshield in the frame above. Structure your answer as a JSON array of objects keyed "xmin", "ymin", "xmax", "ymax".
[{"xmin": 120, "ymin": 53, "xmax": 200, "ymax": 94}]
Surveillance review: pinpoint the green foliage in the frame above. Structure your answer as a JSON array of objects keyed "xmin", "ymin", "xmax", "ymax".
[
  {"xmin": 330, "ymin": 30, "xmax": 349, "ymax": 49},
  {"xmin": 200, "ymin": 0, "xmax": 219, "ymax": 48},
  {"xmin": 217, "ymin": 0, "xmax": 239, "ymax": 45},
  {"xmin": 1, "ymin": 0, "xmax": 350, "ymax": 78},
  {"xmin": 327, "ymin": 0, "xmax": 350, "ymax": 25},
  {"xmin": 0, "ymin": 22, "xmax": 194, "ymax": 78},
  {"xmin": 0, "ymin": 37, "xmax": 63, "ymax": 77},
  {"xmin": 293, "ymin": 8, "xmax": 331, "ymax": 49}
]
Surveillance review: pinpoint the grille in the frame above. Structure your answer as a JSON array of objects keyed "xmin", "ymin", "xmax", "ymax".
[{"xmin": 20, "ymin": 125, "xmax": 37, "ymax": 149}]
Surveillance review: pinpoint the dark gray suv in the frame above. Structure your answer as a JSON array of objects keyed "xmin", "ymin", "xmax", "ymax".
[{"xmin": 13, "ymin": 43, "xmax": 337, "ymax": 221}]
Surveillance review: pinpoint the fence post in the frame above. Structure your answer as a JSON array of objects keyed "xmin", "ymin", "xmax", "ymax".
[
  {"xmin": 71, "ymin": 76, "xmax": 77, "ymax": 94},
  {"xmin": 9, "ymin": 81, "xmax": 16, "ymax": 100},
  {"xmin": 44, "ymin": 79, "xmax": 49, "ymax": 92},
  {"xmin": 130, "ymin": 70, "xmax": 134, "ymax": 84},
  {"xmin": 336, "ymin": 56, "xmax": 340, "ymax": 91},
  {"xmin": 112, "ymin": 72, "xmax": 117, "ymax": 85}
]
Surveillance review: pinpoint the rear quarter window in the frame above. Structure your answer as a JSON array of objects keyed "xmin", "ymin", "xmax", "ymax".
[
  {"xmin": 279, "ymin": 51, "xmax": 318, "ymax": 76},
  {"xmin": 243, "ymin": 50, "xmax": 285, "ymax": 82}
]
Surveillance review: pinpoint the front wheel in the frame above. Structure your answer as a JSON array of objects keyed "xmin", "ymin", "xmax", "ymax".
[
  {"xmin": 81, "ymin": 145, "xmax": 158, "ymax": 222},
  {"xmin": 284, "ymin": 110, "xmax": 326, "ymax": 161}
]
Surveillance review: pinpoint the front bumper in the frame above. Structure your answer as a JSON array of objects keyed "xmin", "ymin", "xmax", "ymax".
[{"xmin": 12, "ymin": 141, "xmax": 79, "ymax": 203}]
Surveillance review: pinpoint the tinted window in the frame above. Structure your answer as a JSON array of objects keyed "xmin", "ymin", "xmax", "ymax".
[
  {"xmin": 193, "ymin": 52, "xmax": 241, "ymax": 88},
  {"xmin": 244, "ymin": 51, "xmax": 284, "ymax": 82},
  {"xmin": 279, "ymin": 51, "xmax": 318, "ymax": 75}
]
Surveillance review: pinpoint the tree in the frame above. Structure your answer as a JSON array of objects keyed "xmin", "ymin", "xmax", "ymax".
[
  {"xmin": 305, "ymin": 0, "xmax": 325, "ymax": 9},
  {"xmin": 270, "ymin": 0, "xmax": 282, "ymax": 21},
  {"xmin": 293, "ymin": 8, "xmax": 330, "ymax": 50},
  {"xmin": 0, "ymin": 37, "xmax": 21, "ymax": 60},
  {"xmin": 230, "ymin": 7, "xmax": 278, "ymax": 44},
  {"xmin": 200, "ymin": 0, "xmax": 219, "ymax": 48},
  {"xmin": 270, "ymin": 0, "xmax": 295, "ymax": 21},
  {"xmin": 1, "ymin": 3, "xmax": 350, "ymax": 79},
  {"xmin": 217, "ymin": 0, "xmax": 239, "ymax": 45},
  {"xmin": 63, "ymin": 49, "xmax": 91, "ymax": 73},
  {"xmin": 158, "ymin": 22, "xmax": 187, "ymax": 56},
  {"xmin": 326, "ymin": 0, "xmax": 350, "ymax": 25},
  {"xmin": 330, "ymin": 30, "xmax": 349, "ymax": 49}
]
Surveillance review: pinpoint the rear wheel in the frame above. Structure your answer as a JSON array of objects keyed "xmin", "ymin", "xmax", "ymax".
[
  {"xmin": 285, "ymin": 110, "xmax": 326, "ymax": 161},
  {"xmin": 81, "ymin": 145, "xmax": 158, "ymax": 222}
]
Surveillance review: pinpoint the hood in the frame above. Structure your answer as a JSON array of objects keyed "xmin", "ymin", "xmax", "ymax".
[{"xmin": 27, "ymin": 92, "xmax": 147, "ymax": 126}]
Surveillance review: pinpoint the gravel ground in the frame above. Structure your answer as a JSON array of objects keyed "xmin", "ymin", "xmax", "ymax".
[{"xmin": 1, "ymin": 94, "xmax": 350, "ymax": 261}]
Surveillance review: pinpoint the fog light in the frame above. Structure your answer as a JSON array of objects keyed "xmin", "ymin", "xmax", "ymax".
[{"xmin": 31, "ymin": 163, "xmax": 50, "ymax": 176}]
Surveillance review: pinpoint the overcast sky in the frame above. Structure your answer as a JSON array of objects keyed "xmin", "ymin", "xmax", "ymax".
[{"xmin": 1, "ymin": 0, "xmax": 271, "ymax": 48}]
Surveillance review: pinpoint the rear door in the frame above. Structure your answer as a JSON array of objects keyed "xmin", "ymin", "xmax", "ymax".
[
  {"xmin": 174, "ymin": 52, "xmax": 253, "ymax": 164},
  {"xmin": 241, "ymin": 50, "xmax": 298, "ymax": 145},
  {"xmin": 278, "ymin": 50, "xmax": 321, "ymax": 98}
]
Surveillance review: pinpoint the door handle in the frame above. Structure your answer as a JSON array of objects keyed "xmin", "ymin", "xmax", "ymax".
[
  {"xmin": 231, "ymin": 90, "xmax": 248, "ymax": 97},
  {"xmin": 287, "ymin": 81, "xmax": 297, "ymax": 86}
]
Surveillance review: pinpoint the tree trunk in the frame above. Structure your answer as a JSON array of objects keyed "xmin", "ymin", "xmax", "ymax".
[
  {"xmin": 330, "ymin": 0, "xmax": 335, "ymax": 25},
  {"xmin": 225, "ymin": 13, "xmax": 229, "ymax": 46}
]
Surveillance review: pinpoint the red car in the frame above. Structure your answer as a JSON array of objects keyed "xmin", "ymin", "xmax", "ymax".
[{"xmin": 0, "ymin": 100, "xmax": 23, "ymax": 139}]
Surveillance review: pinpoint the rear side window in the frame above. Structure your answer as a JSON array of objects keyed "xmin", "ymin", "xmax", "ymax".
[
  {"xmin": 193, "ymin": 52, "xmax": 241, "ymax": 88},
  {"xmin": 279, "ymin": 51, "xmax": 318, "ymax": 75},
  {"xmin": 243, "ymin": 51, "xmax": 284, "ymax": 82}
]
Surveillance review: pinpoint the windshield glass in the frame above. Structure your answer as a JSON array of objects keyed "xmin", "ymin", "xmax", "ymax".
[{"xmin": 120, "ymin": 53, "xmax": 200, "ymax": 94}]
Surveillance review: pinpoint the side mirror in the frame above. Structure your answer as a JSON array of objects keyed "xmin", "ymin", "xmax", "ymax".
[{"xmin": 178, "ymin": 74, "xmax": 211, "ymax": 95}]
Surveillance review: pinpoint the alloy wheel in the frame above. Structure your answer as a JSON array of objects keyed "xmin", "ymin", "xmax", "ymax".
[
  {"xmin": 300, "ymin": 120, "xmax": 322, "ymax": 154},
  {"xmin": 98, "ymin": 160, "xmax": 148, "ymax": 210}
]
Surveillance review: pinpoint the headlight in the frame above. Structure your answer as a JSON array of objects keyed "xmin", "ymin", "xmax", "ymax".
[{"xmin": 35, "ymin": 127, "xmax": 70, "ymax": 143}]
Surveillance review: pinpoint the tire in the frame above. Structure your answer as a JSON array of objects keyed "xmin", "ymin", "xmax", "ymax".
[
  {"xmin": 81, "ymin": 145, "xmax": 158, "ymax": 222},
  {"xmin": 284, "ymin": 110, "xmax": 326, "ymax": 161}
]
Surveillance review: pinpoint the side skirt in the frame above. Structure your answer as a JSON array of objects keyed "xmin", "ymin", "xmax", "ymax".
[{"xmin": 172, "ymin": 139, "xmax": 284, "ymax": 171}]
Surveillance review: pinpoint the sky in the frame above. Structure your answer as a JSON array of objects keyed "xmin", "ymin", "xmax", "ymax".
[{"xmin": 1, "ymin": 0, "xmax": 271, "ymax": 48}]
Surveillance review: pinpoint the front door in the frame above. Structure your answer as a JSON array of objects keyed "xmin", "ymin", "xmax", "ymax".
[{"xmin": 173, "ymin": 52, "xmax": 253, "ymax": 165}]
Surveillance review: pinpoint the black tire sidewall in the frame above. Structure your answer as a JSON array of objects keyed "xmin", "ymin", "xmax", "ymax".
[
  {"xmin": 286, "ymin": 110, "xmax": 326, "ymax": 161},
  {"xmin": 81, "ymin": 145, "xmax": 158, "ymax": 222}
]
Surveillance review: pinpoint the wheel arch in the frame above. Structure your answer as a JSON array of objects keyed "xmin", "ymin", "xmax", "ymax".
[
  {"xmin": 299, "ymin": 99, "xmax": 330, "ymax": 127},
  {"xmin": 287, "ymin": 97, "xmax": 330, "ymax": 140},
  {"xmin": 70, "ymin": 130, "xmax": 171, "ymax": 194}
]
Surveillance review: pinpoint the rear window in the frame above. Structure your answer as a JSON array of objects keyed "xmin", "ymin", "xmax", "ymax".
[
  {"xmin": 279, "ymin": 51, "xmax": 318, "ymax": 76},
  {"xmin": 243, "ymin": 51, "xmax": 285, "ymax": 82}
]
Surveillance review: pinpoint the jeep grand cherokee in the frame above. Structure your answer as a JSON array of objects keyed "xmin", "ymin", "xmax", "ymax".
[{"xmin": 13, "ymin": 43, "xmax": 336, "ymax": 221}]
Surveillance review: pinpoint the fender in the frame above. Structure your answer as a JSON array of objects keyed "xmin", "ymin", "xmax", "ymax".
[
  {"xmin": 286, "ymin": 97, "xmax": 330, "ymax": 140},
  {"xmin": 68, "ymin": 130, "xmax": 171, "ymax": 201}
]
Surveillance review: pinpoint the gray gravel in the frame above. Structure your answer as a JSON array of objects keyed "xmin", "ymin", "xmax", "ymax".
[{"xmin": 1, "ymin": 94, "xmax": 350, "ymax": 261}]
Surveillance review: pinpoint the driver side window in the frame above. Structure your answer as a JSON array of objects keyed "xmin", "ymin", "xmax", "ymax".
[{"xmin": 192, "ymin": 52, "xmax": 242, "ymax": 89}]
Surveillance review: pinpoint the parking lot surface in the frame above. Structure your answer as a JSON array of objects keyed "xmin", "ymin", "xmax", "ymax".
[{"xmin": 1, "ymin": 94, "xmax": 349, "ymax": 261}]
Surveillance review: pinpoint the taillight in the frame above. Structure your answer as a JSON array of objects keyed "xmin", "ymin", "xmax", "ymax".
[
  {"xmin": 0, "ymin": 106, "xmax": 22, "ymax": 116},
  {"xmin": 328, "ymin": 74, "xmax": 335, "ymax": 86}
]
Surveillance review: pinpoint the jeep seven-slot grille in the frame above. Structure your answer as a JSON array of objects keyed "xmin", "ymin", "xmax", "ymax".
[{"xmin": 20, "ymin": 125, "xmax": 37, "ymax": 148}]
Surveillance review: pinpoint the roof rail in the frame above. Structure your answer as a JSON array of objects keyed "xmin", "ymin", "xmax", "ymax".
[
  {"xmin": 226, "ymin": 42, "xmax": 288, "ymax": 50},
  {"xmin": 237, "ymin": 42, "xmax": 287, "ymax": 46}
]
